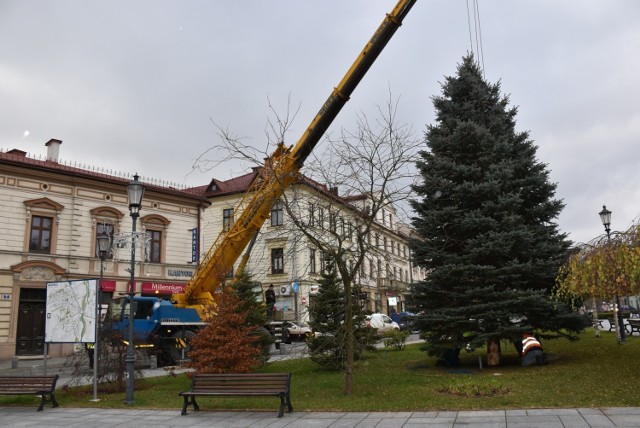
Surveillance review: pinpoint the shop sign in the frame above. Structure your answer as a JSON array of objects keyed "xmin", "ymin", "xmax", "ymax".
[
  {"xmin": 141, "ymin": 282, "xmax": 186, "ymax": 295},
  {"xmin": 167, "ymin": 269, "xmax": 194, "ymax": 278},
  {"xmin": 100, "ymin": 279, "xmax": 116, "ymax": 292}
]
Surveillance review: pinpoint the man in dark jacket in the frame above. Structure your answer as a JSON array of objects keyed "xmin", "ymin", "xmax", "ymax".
[{"xmin": 265, "ymin": 284, "xmax": 276, "ymax": 319}]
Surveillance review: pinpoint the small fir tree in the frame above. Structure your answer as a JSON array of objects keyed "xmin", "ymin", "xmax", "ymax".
[
  {"xmin": 233, "ymin": 272, "xmax": 273, "ymax": 357},
  {"xmin": 409, "ymin": 54, "xmax": 588, "ymax": 359},
  {"xmin": 233, "ymin": 272, "xmax": 268, "ymax": 327},
  {"xmin": 307, "ymin": 260, "xmax": 375, "ymax": 369}
]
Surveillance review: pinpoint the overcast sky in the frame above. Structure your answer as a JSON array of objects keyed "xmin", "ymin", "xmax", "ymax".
[{"xmin": 1, "ymin": 0, "xmax": 639, "ymax": 245}]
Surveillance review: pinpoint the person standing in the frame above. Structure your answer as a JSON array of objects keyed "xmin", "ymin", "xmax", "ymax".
[{"xmin": 265, "ymin": 284, "xmax": 276, "ymax": 319}]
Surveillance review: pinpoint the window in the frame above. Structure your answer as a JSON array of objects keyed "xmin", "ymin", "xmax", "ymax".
[
  {"xmin": 369, "ymin": 259, "xmax": 374, "ymax": 279},
  {"xmin": 95, "ymin": 222, "xmax": 115, "ymax": 259},
  {"xmin": 271, "ymin": 248, "xmax": 284, "ymax": 274},
  {"xmin": 309, "ymin": 249, "xmax": 316, "ymax": 274},
  {"xmin": 140, "ymin": 213, "xmax": 171, "ymax": 265},
  {"xmin": 271, "ymin": 201, "xmax": 283, "ymax": 226},
  {"xmin": 318, "ymin": 208, "xmax": 324, "ymax": 230},
  {"xmin": 329, "ymin": 213, "xmax": 337, "ymax": 233},
  {"xmin": 29, "ymin": 215, "xmax": 52, "ymax": 253},
  {"xmin": 391, "ymin": 241, "xmax": 395, "ymax": 255},
  {"xmin": 308, "ymin": 203, "xmax": 315, "ymax": 227},
  {"xmin": 25, "ymin": 198, "xmax": 63, "ymax": 255},
  {"xmin": 148, "ymin": 230, "xmax": 162, "ymax": 263},
  {"xmin": 383, "ymin": 236, "xmax": 388, "ymax": 251},
  {"xmin": 223, "ymin": 208, "xmax": 234, "ymax": 232},
  {"xmin": 320, "ymin": 251, "xmax": 332, "ymax": 273}
]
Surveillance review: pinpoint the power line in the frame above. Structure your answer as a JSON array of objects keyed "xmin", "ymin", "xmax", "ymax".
[{"xmin": 466, "ymin": 0, "xmax": 486, "ymax": 79}]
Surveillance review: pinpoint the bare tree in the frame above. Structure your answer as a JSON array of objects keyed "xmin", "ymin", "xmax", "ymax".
[{"xmin": 194, "ymin": 94, "xmax": 419, "ymax": 395}]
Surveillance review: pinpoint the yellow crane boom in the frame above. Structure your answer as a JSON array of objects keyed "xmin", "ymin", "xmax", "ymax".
[{"xmin": 175, "ymin": 0, "xmax": 417, "ymax": 309}]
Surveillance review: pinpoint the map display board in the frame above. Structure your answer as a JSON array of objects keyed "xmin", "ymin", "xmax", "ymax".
[{"xmin": 45, "ymin": 279, "xmax": 97, "ymax": 343}]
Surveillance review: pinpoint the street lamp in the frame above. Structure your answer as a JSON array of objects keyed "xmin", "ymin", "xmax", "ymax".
[
  {"xmin": 92, "ymin": 231, "xmax": 111, "ymax": 402},
  {"xmin": 599, "ymin": 205, "xmax": 625, "ymax": 342},
  {"xmin": 125, "ymin": 174, "xmax": 144, "ymax": 404},
  {"xmin": 598, "ymin": 205, "xmax": 611, "ymax": 238}
]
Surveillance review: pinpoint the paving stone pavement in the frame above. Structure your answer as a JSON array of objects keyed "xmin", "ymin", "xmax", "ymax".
[{"xmin": 1, "ymin": 406, "xmax": 640, "ymax": 427}]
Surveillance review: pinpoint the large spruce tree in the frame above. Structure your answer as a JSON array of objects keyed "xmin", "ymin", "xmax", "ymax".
[{"xmin": 409, "ymin": 55, "xmax": 587, "ymax": 358}]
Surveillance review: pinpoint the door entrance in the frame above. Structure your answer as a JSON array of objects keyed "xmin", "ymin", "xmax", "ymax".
[{"xmin": 16, "ymin": 288, "xmax": 46, "ymax": 355}]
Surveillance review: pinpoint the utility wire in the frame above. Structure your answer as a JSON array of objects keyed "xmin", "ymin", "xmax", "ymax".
[
  {"xmin": 474, "ymin": 0, "xmax": 486, "ymax": 79},
  {"xmin": 466, "ymin": 0, "xmax": 486, "ymax": 79}
]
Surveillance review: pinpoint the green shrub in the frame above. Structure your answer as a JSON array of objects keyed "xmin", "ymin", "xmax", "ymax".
[{"xmin": 382, "ymin": 330, "xmax": 409, "ymax": 350}]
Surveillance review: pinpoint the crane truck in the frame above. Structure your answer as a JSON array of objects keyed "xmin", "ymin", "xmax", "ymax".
[{"xmin": 105, "ymin": 0, "xmax": 417, "ymax": 365}]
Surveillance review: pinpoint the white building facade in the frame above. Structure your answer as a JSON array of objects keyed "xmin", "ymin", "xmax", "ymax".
[
  {"xmin": 0, "ymin": 140, "xmax": 208, "ymax": 362},
  {"xmin": 201, "ymin": 169, "xmax": 425, "ymax": 323}
]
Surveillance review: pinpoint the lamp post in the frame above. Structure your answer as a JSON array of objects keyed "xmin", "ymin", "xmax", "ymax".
[
  {"xmin": 125, "ymin": 174, "xmax": 144, "ymax": 404},
  {"xmin": 599, "ymin": 205, "xmax": 625, "ymax": 342},
  {"xmin": 92, "ymin": 231, "xmax": 111, "ymax": 402}
]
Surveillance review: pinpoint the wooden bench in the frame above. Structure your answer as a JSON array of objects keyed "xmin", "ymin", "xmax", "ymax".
[
  {"xmin": 607, "ymin": 318, "xmax": 617, "ymax": 332},
  {"xmin": 626, "ymin": 319, "xmax": 640, "ymax": 335},
  {"xmin": 0, "ymin": 375, "xmax": 59, "ymax": 411},
  {"xmin": 179, "ymin": 373, "xmax": 293, "ymax": 417}
]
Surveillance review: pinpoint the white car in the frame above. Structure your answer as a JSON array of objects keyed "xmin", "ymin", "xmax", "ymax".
[
  {"xmin": 365, "ymin": 313, "xmax": 400, "ymax": 333},
  {"xmin": 286, "ymin": 321, "xmax": 313, "ymax": 341}
]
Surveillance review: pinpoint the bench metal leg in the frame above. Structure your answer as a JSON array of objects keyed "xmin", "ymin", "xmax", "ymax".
[
  {"xmin": 278, "ymin": 394, "xmax": 285, "ymax": 417},
  {"xmin": 286, "ymin": 393, "xmax": 293, "ymax": 413},
  {"xmin": 50, "ymin": 393, "xmax": 59, "ymax": 408},
  {"xmin": 181, "ymin": 395, "xmax": 199, "ymax": 415},
  {"xmin": 278, "ymin": 393, "xmax": 292, "ymax": 417},
  {"xmin": 37, "ymin": 395, "xmax": 45, "ymax": 412}
]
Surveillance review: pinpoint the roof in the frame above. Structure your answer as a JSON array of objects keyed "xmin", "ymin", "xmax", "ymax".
[
  {"xmin": 0, "ymin": 149, "xmax": 209, "ymax": 203},
  {"xmin": 203, "ymin": 166, "xmax": 360, "ymax": 207}
]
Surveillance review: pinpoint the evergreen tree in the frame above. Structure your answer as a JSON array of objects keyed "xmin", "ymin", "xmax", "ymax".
[
  {"xmin": 232, "ymin": 272, "xmax": 273, "ymax": 359},
  {"xmin": 308, "ymin": 260, "xmax": 375, "ymax": 369},
  {"xmin": 233, "ymin": 272, "xmax": 268, "ymax": 327},
  {"xmin": 409, "ymin": 55, "xmax": 588, "ymax": 358}
]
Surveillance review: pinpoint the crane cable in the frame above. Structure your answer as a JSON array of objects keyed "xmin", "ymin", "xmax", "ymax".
[{"xmin": 466, "ymin": 0, "xmax": 486, "ymax": 79}]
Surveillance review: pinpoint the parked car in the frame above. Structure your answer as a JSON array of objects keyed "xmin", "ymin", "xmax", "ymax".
[
  {"xmin": 365, "ymin": 313, "xmax": 400, "ymax": 333},
  {"xmin": 286, "ymin": 321, "xmax": 313, "ymax": 341},
  {"xmin": 395, "ymin": 312, "xmax": 417, "ymax": 332},
  {"xmin": 619, "ymin": 305, "xmax": 638, "ymax": 315}
]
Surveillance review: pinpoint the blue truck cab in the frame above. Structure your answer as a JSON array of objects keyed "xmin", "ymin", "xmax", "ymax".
[{"xmin": 105, "ymin": 296, "xmax": 204, "ymax": 364}]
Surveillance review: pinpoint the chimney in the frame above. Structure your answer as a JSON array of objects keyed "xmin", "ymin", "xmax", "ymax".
[
  {"xmin": 329, "ymin": 186, "xmax": 338, "ymax": 196},
  {"xmin": 45, "ymin": 138, "xmax": 62, "ymax": 163}
]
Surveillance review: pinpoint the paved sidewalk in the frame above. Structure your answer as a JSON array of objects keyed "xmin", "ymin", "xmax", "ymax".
[{"xmin": 1, "ymin": 406, "xmax": 640, "ymax": 427}]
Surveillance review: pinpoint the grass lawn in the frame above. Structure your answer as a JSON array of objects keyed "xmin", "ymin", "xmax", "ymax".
[{"xmin": 2, "ymin": 329, "xmax": 639, "ymax": 411}]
